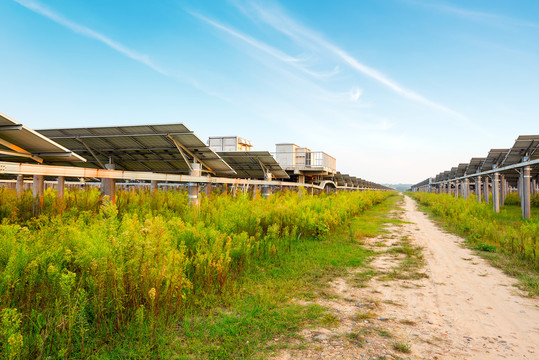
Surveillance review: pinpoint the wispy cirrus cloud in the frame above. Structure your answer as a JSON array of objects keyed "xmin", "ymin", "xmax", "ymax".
[
  {"xmin": 188, "ymin": 11, "xmax": 340, "ymax": 79},
  {"xmin": 12, "ymin": 0, "xmax": 237, "ymax": 102},
  {"xmin": 13, "ymin": 0, "xmax": 167, "ymax": 75},
  {"xmin": 234, "ymin": 1, "xmax": 466, "ymax": 119},
  {"xmin": 407, "ymin": 0, "xmax": 539, "ymax": 29}
]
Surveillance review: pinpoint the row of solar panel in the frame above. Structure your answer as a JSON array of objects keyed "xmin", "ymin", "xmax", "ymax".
[
  {"xmin": 412, "ymin": 135, "xmax": 539, "ymax": 189},
  {"xmin": 0, "ymin": 112, "xmax": 388, "ymax": 189}
]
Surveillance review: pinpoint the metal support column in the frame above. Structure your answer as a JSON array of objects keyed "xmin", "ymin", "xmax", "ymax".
[
  {"xmin": 205, "ymin": 182, "xmax": 213, "ymax": 197},
  {"xmin": 57, "ymin": 176, "xmax": 65, "ymax": 199},
  {"xmin": 522, "ymin": 166, "xmax": 531, "ymax": 220},
  {"xmin": 188, "ymin": 163, "xmax": 202, "ymax": 207},
  {"xmin": 483, "ymin": 176, "xmax": 489, "ymax": 204},
  {"xmin": 262, "ymin": 172, "xmax": 272, "ymax": 199},
  {"xmin": 464, "ymin": 178, "xmax": 470, "ymax": 199},
  {"xmin": 32, "ymin": 175, "xmax": 44, "ymax": 215},
  {"xmin": 102, "ymin": 164, "xmax": 116, "ymax": 204},
  {"xmin": 476, "ymin": 176, "xmax": 482, "ymax": 203},
  {"xmin": 16, "ymin": 174, "xmax": 24, "ymax": 196},
  {"xmin": 493, "ymin": 172, "xmax": 500, "ymax": 213},
  {"xmin": 500, "ymin": 174, "xmax": 506, "ymax": 207}
]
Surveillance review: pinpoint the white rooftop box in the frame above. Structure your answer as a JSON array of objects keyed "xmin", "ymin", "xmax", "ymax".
[{"xmin": 208, "ymin": 136, "xmax": 253, "ymax": 152}]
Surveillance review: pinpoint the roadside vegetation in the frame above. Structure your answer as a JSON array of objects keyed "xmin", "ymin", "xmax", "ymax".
[
  {"xmin": 408, "ymin": 192, "xmax": 539, "ymax": 296},
  {"xmin": 0, "ymin": 187, "xmax": 394, "ymax": 359}
]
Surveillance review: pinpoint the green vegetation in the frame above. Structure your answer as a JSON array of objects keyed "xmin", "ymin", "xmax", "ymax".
[
  {"xmin": 391, "ymin": 340, "xmax": 412, "ymax": 353},
  {"xmin": 0, "ymin": 187, "xmax": 394, "ymax": 359},
  {"xmin": 409, "ymin": 192, "xmax": 539, "ymax": 295}
]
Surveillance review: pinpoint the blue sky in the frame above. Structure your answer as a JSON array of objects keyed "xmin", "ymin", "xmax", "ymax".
[{"xmin": 1, "ymin": 0, "xmax": 538, "ymax": 184}]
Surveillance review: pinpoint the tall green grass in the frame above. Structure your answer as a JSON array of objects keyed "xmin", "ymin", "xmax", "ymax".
[
  {"xmin": 0, "ymin": 187, "xmax": 391, "ymax": 359},
  {"xmin": 409, "ymin": 192, "xmax": 539, "ymax": 268}
]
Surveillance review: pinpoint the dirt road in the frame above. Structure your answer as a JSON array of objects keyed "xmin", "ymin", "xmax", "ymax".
[{"xmin": 276, "ymin": 195, "xmax": 539, "ymax": 359}]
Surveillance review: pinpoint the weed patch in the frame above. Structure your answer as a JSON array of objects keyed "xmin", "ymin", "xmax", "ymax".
[{"xmin": 0, "ymin": 188, "xmax": 396, "ymax": 358}]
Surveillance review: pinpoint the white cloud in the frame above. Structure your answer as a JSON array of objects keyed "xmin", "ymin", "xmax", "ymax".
[
  {"xmin": 349, "ymin": 87, "xmax": 362, "ymax": 102},
  {"xmin": 188, "ymin": 10, "xmax": 340, "ymax": 79},
  {"xmin": 13, "ymin": 0, "xmax": 167, "ymax": 75},
  {"xmin": 236, "ymin": 1, "xmax": 466, "ymax": 119},
  {"xmin": 408, "ymin": 1, "xmax": 539, "ymax": 29},
  {"xmin": 13, "ymin": 0, "xmax": 238, "ymax": 102}
]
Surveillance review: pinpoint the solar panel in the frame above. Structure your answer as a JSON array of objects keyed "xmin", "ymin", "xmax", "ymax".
[
  {"xmin": 456, "ymin": 163, "xmax": 468, "ymax": 177},
  {"xmin": 0, "ymin": 113, "xmax": 85, "ymax": 163},
  {"xmin": 501, "ymin": 135, "xmax": 539, "ymax": 166},
  {"xmin": 481, "ymin": 149, "xmax": 509, "ymax": 171},
  {"xmin": 216, "ymin": 151, "xmax": 289, "ymax": 179},
  {"xmin": 335, "ymin": 172, "xmax": 346, "ymax": 186},
  {"xmin": 466, "ymin": 158, "xmax": 486, "ymax": 174},
  {"xmin": 342, "ymin": 174, "xmax": 353, "ymax": 187},
  {"xmin": 38, "ymin": 124, "xmax": 235, "ymax": 176}
]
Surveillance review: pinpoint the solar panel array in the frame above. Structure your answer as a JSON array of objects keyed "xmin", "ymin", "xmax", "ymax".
[
  {"xmin": 0, "ymin": 112, "xmax": 392, "ymax": 191},
  {"xmin": 38, "ymin": 124, "xmax": 236, "ymax": 176},
  {"xmin": 0, "ymin": 112, "xmax": 85, "ymax": 163},
  {"xmin": 216, "ymin": 151, "xmax": 289, "ymax": 179},
  {"xmin": 412, "ymin": 135, "xmax": 539, "ymax": 190}
]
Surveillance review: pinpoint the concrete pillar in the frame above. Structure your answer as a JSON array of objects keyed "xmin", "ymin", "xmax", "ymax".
[
  {"xmin": 500, "ymin": 174, "xmax": 506, "ymax": 207},
  {"xmin": 16, "ymin": 175, "xmax": 24, "ymax": 196},
  {"xmin": 493, "ymin": 172, "xmax": 500, "ymax": 213},
  {"xmin": 151, "ymin": 180, "xmax": 158, "ymax": 192},
  {"xmin": 455, "ymin": 181, "xmax": 459, "ymax": 199},
  {"xmin": 251, "ymin": 184, "xmax": 258, "ymax": 199},
  {"xmin": 57, "ymin": 176, "xmax": 65, "ymax": 199},
  {"xmin": 476, "ymin": 176, "xmax": 482, "ymax": 203},
  {"xmin": 188, "ymin": 163, "xmax": 202, "ymax": 207},
  {"xmin": 102, "ymin": 178, "xmax": 116, "ymax": 203},
  {"xmin": 483, "ymin": 176, "xmax": 489, "ymax": 204},
  {"xmin": 205, "ymin": 182, "xmax": 213, "ymax": 197},
  {"xmin": 522, "ymin": 166, "xmax": 531, "ymax": 220},
  {"xmin": 262, "ymin": 184, "xmax": 272, "ymax": 199},
  {"xmin": 532, "ymin": 178, "xmax": 537, "ymax": 196},
  {"xmin": 32, "ymin": 175, "xmax": 44, "ymax": 215},
  {"xmin": 188, "ymin": 182, "xmax": 199, "ymax": 206},
  {"xmin": 262, "ymin": 172, "xmax": 272, "ymax": 199},
  {"xmin": 464, "ymin": 178, "xmax": 470, "ymax": 199},
  {"xmin": 102, "ymin": 164, "xmax": 116, "ymax": 204},
  {"xmin": 517, "ymin": 174, "xmax": 522, "ymax": 198}
]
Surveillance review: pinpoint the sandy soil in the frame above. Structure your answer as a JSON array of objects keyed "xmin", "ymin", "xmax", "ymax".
[{"xmin": 274, "ymin": 195, "xmax": 539, "ymax": 359}]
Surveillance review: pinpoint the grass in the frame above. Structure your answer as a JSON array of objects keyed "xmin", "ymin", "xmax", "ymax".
[
  {"xmin": 352, "ymin": 268, "xmax": 377, "ymax": 287},
  {"xmin": 392, "ymin": 340, "xmax": 412, "ymax": 353},
  {"xmin": 350, "ymin": 194, "xmax": 406, "ymax": 239},
  {"xmin": 176, "ymin": 194, "xmax": 399, "ymax": 358},
  {"xmin": 408, "ymin": 192, "xmax": 539, "ymax": 296},
  {"xmin": 346, "ymin": 332, "xmax": 366, "ymax": 347},
  {"xmin": 0, "ymin": 188, "xmax": 398, "ymax": 359},
  {"xmin": 379, "ymin": 236, "xmax": 428, "ymax": 281},
  {"xmin": 354, "ymin": 310, "xmax": 378, "ymax": 321}
]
